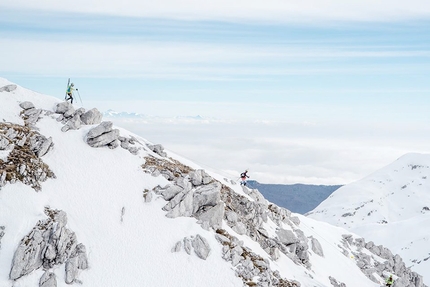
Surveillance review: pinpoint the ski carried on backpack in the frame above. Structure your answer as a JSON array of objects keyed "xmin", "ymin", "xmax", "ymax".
[{"xmin": 65, "ymin": 78, "xmax": 70, "ymax": 100}]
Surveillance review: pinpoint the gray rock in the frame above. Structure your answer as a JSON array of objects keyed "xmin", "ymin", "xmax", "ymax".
[
  {"xmin": 0, "ymin": 84, "xmax": 17, "ymax": 92},
  {"xmin": 164, "ymin": 188, "xmax": 194, "ymax": 218},
  {"xmin": 157, "ymin": 184, "xmax": 184, "ymax": 201},
  {"xmin": 30, "ymin": 135, "xmax": 54, "ymax": 157},
  {"xmin": 108, "ymin": 139, "xmax": 120, "ymax": 149},
  {"xmin": 23, "ymin": 108, "xmax": 42, "ymax": 125},
  {"xmin": 54, "ymin": 102, "xmax": 74, "ymax": 115},
  {"xmin": 147, "ymin": 144, "xmax": 167, "ymax": 157},
  {"xmin": 172, "ymin": 241, "xmax": 182, "ymax": 252},
  {"xmin": 87, "ymin": 129, "xmax": 119, "ymax": 148},
  {"xmin": 0, "ymin": 226, "xmax": 5, "ymax": 250},
  {"xmin": 215, "ymin": 233, "xmax": 230, "ymax": 245},
  {"xmin": 81, "ymin": 108, "xmax": 103, "ymax": 125},
  {"xmin": 20, "ymin": 101, "xmax": 35, "ymax": 110},
  {"xmin": 39, "ymin": 271, "xmax": 57, "ymax": 287},
  {"xmin": 276, "ymin": 229, "xmax": 298, "ymax": 245},
  {"xmin": 232, "ymin": 221, "xmax": 247, "ymax": 235},
  {"xmin": 195, "ymin": 202, "xmax": 225, "ymax": 230},
  {"xmin": 192, "ymin": 182, "xmax": 221, "ymax": 214},
  {"xmin": 65, "ymin": 257, "xmax": 78, "ymax": 284},
  {"xmin": 184, "ymin": 238, "xmax": 192, "ymax": 255},
  {"xmin": 0, "ymin": 137, "xmax": 9, "ymax": 150},
  {"xmin": 87, "ymin": 121, "xmax": 113, "ymax": 138},
  {"xmin": 10, "ymin": 228, "xmax": 44, "ymax": 280},
  {"xmin": 310, "ymin": 237, "xmax": 324, "ymax": 257},
  {"xmin": 61, "ymin": 114, "xmax": 82, "ymax": 132},
  {"xmin": 9, "ymin": 208, "xmax": 88, "ymax": 283},
  {"xmin": 192, "ymin": 235, "xmax": 211, "ymax": 260}
]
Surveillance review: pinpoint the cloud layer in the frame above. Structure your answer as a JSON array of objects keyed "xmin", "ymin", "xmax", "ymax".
[
  {"xmin": 107, "ymin": 116, "xmax": 430, "ymax": 185},
  {"xmin": 4, "ymin": 0, "xmax": 430, "ymax": 22}
]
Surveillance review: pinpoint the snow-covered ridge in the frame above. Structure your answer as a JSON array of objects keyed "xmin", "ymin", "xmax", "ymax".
[
  {"xmin": 308, "ymin": 153, "xmax": 430, "ymax": 285},
  {"xmin": 0, "ymin": 78, "xmax": 425, "ymax": 287}
]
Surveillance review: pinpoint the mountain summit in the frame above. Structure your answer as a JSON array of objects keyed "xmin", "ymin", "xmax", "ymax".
[
  {"xmin": 0, "ymin": 78, "xmax": 424, "ymax": 287},
  {"xmin": 308, "ymin": 153, "xmax": 430, "ymax": 285}
]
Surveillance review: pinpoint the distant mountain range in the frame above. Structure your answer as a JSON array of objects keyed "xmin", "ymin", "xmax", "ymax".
[
  {"xmin": 246, "ymin": 180, "xmax": 342, "ymax": 214},
  {"xmin": 104, "ymin": 109, "xmax": 204, "ymax": 120}
]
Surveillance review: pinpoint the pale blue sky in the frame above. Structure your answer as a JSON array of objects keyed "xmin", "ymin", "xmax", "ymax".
[{"xmin": 2, "ymin": 2, "xmax": 430, "ymax": 183}]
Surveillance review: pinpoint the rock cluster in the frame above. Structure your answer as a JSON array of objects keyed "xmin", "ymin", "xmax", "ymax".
[
  {"xmin": 341, "ymin": 235, "xmax": 425, "ymax": 287},
  {"xmin": 145, "ymin": 156, "xmax": 303, "ymax": 286},
  {"xmin": 0, "ymin": 122, "xmax": 55, "ymax": 191},
  {"xmin": 153, "ymin": 170, "xmax": 223, "ymax": 230},
  {"xmin": 9, "ymin": 207, "xmax": 88, "ymax": 286},
  {"xmin": 143, "ymin": 152, "xmax": 425, "ymax": 287},
  {"xmin": 215, "ymin": 229, "xmax": 300, "ymax": 287},
  {"xmin": 0, "ymin": 84, "xmax": 17, "ymax": 92},
  {"xmin": 19, "ymin": 101, "xmax": 46, "ymax": 127},
  {"xmin": 147, "ymin": 144, "xmax": 167, "ymax": 157},
  {"xmin": 86, "ymin": 121, "xmax": 119, "ymax": 148},
  {"xmin": 172, "ymin": 234, "xmax": 211, "ymax": 260},
  {"xmin": 54, "ymin": 102, "xmax": 102, "ymax": 132},
  {"xmin": 84, "ymin": 121, "xmax": 145, "ymax": 154}
]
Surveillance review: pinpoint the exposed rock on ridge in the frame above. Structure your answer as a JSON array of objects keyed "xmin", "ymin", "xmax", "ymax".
[
  {"xmin": 0, "ymin": 122, "xmax": 55, "ymax": 191},
  {"xmin": 142, "ymin": 152, "xmax": 425, "ymax": 287},
  {"xmin": 9, "ymin": 207, "xmax": 88, "ymax": 285}
]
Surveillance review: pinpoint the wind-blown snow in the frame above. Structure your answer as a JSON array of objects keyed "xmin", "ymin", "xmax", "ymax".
[{"xmin": 0, "ymin": 77, "xmax": 394, "ymax": 287}]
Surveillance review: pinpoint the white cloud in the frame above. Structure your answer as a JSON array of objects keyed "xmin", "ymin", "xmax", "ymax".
[{"xmin": 3, "ymin": 0, "xmax": 430, "ymax": 22}]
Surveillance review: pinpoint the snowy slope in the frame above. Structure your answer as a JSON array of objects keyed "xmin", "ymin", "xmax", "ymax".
[
  {"xmin": 0, "ymin": 78, "xmax": 423, "ymax": 287},
  {"xmin": 307, "ymin": 153, "xmax": 430, "ymax": 284}
]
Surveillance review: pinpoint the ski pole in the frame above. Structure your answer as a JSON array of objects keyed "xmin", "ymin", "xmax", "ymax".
[{"xmin": 77, "ymin": 90, "xmax": 83, "ymax": 106}]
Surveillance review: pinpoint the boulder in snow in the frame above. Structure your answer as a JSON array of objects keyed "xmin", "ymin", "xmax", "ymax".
[
  {"xmin": 19, "ymin": 101, "xmax": 35, "ymax": 110},
  {"xmin": 80, "ymin": 108, "xmax": 102, "ymax": 125},
  {"xmin": 0, "ymin": 84, "xmax": 17, "ymax": 92}
]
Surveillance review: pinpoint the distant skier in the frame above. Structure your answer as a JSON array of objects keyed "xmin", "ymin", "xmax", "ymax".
[
  {"xmin": 65, "ymin": 83, "xmax": 78, "ymax": 104},
  {"xmin": 385, "ymin": 275, "xmax": 394, "ymax": 287},
  {"xmin": 240, "ymin": 170, "xmax": 249, "ymax": 186}
]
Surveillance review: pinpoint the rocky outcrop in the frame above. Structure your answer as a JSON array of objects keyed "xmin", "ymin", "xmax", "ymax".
[
  {"xmin": 172, "ymin": 234, "xmax": 211, "ymax": 260},
  {"xmin": 86, "ymin": 121, "xmax": 120, "ymax": 148},
  {"xmin": 9, "ymin": 207, "xmax": 88, "ymax": 284},
  {"xmin": 216, "ymin": 229, "xmax": 300, "ymax": 287},
  {"xmin": 52, "ymin": 102, "xmax": 105, "ymax": 134},
  {"xmin": 339, "ymin": 235, "xmax": 425, "ymax": 287},
  {"xmin": 152, "ymin": 169, "xmax": 224, "ymax": 230},
  {"xmin": 0, "ymin": 84, "xmax": 17, "ymax": 92},
  {"xmin": 0, "ymin": 123, "xmax": 55, "ymax": 191}
]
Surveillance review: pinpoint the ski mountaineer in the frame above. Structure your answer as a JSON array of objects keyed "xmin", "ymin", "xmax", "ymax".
[
  {"xmin": 385, "ymin": 275, "xmax": 394, "ymax": 287},
  {"xmin": 240, "ymin": 170, "xmax": 249, "ymax": 186},
  {"xmin": 66, "ymin": 83, "xmax": 78, "ymax": 104}
]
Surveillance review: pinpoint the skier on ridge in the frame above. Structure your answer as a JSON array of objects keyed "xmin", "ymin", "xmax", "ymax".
[
  {"xmin": 240, "ymin": 170, "xmax": 249, "ymax": 186},
  {"xmin": 385, "ymin": 275, "xmax": 394, "ymax": 286},
  {"xmin": 65, "ymin": 82, "xmax": 78, "ymax": 104}
]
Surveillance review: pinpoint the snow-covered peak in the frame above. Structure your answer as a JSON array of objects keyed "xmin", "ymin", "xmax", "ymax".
[{"xmin": 308, "ymin": 152, "xmax": 430, "ymax": 285}]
